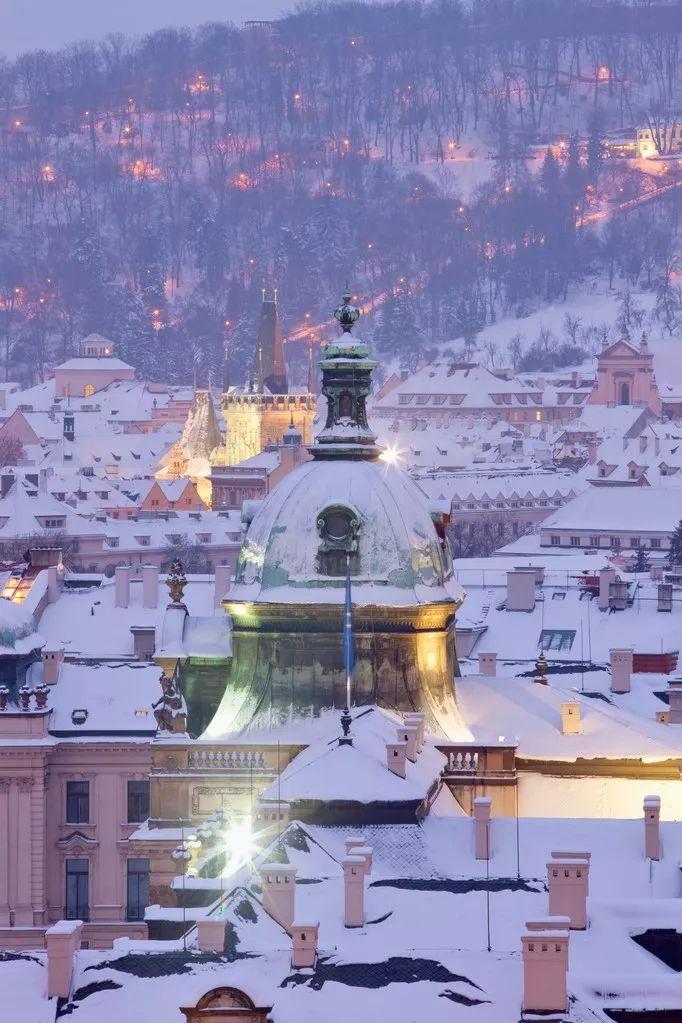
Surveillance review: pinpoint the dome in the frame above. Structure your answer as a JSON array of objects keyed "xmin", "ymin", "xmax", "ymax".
[{"xmin": 233, "ymin": 457, "xmax": 462, "ymax": 607}]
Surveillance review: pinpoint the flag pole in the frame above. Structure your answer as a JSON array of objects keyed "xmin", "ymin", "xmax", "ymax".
[{"xmin": 340, "ymin": 553, "xmax": 353, "ymax": 744}]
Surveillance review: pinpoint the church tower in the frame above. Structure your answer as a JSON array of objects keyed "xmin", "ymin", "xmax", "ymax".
[{"xmin": 217, "ymin": 292, "xmax": 317, "ymax": 466}]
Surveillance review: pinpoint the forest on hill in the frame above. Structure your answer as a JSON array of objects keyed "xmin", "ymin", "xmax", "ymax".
[{"xmin": 0, "ymin": 0, "xmax": 679, "ymax": 384}]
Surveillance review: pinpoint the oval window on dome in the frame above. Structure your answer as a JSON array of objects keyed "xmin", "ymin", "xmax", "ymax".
[
  {"xmin": 324, "ymin": 509, "xmax": 353, "ymax": 543},
  {"xmin": 317, "ymin": 504, "xmax": 360, "ymax": 576}
]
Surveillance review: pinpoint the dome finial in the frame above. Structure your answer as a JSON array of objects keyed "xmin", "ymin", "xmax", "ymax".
[{"xmin": 333, "ymin": 285, "xmax": 360, "ymax": 334}]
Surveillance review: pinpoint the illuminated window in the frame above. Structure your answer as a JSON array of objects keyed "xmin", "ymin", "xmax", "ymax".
[
  {"xmin": 535, "ymin": 410, "xmax": 542, "ymax": 422},
  {"xmin": 84, "ymin": 383, "xmax": 95, "ymax": 397}
]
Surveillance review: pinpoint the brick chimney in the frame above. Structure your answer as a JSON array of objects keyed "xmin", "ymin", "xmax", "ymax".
[
  {"xmin": 46, "ymin": 920, "xmax": 83, "ymax": 998},
  {"xmin": 115, "ymin": 565, "xmax": 131, "ymax": 609},
  {"xmin": 643, "ymin": 795, "xmax": 661, "ymax": 861},
  {"xmin": 522, "ymin": 923, "xmax": 569, "ymax": 1014},
  {"xmin": 551, "ymin": 851, "xmax": 591, "ymax": 894},
  {"xmin": 255, "ymin": 800, "xmax": 290, "ymax": 831},
  {"xmin": 259, "ymin": 864, "xmax": 297, "ymax": 931},
  {"xmin": 291, "ymin": 922, "xmax": 319, "ymax": 968},
  {"xmin": 473, "ymin": 796, "xmax": 492, "ymax": 860},
  {"xmin": 547, "ymin": 859, "xmax": 589, "ymax": 929},
  {"xmin": 506, "ymin": 569, "xmax": 536, "ymax": 612},
  {"xmin": 141, "ymin": 564, "xmax": 159, "ymax": 609},
  {"xmin": 404, "ymin": 712, "xmax": 425, "ymax": 750},
  {"xmin": 345, "ymin": 842, "xmax": 372, "ymax": 876},
  {"xmin": 610, "ymin": 648, "xmax": 633, "ymax": 694},
  {"xmin": 386, "ymin": 741, "xmax": 407, "ymax": 778},
  {"xmin": 196, "ymin": 918, "xmax": 226, "ymax": 952},
  {"xmin": 214, "ymin": 563, "xmax": 232, "ymax": 609},
  {"xmin": 396, "ymin": 725, "xmax": 419, "ymax": 763},
  {"xmin": 478, "ymin": 652, "xmax": 497, "ymax": 677},
  {"xmin": 342, "ymin": 856, "xmax": 366, "ymax": 928},
  {"xmin": 598, "ymin": 567, "xmax": 616, "ymax": 611},
  {"xmin": 42, "ymin": 648, "xmax": 64, "ymax": 685},
  {"xmin": 667, "ymin": 680, "xmax": 682, "ymax": 724},
  {"xmin": 560, "ymin": 702, "xmax": 580, "ymax": 734}
]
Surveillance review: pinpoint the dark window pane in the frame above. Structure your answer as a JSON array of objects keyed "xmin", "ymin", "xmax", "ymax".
[
  {"xmin": 127, "ymin": 780, "xmax": 150, "ymax": 823},
  {"xmin": 65, "ymin": 858, "xmax": 89, "ymax": 920},
  {"xmin": 66, "ymin": 781, "xmax": 89, "ymax": 824},
  {"xmin": 127, "ymin": 858, "xmax": 149, "ymax": 920}
]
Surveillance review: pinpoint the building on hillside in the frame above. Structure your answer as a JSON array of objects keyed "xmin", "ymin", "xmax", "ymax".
[
  {"xmin": 539, "ymin": 486, "xmax": 682, "ymax": 553},
  {"xmin": 637, "ymin": 120, "xmax": 682, "ymax": 158},
  {"xmin": 53, "ymin": 335, "xmax": 135, "ymax": 398},
  {"xmin": 372, "ymin": 361, "xmax": 589, "ymax": 427},
  {"xmin": 214, "ymin": 294, "xmax": 316, "ymax": 466},
  {"xmin": 209, "ymin": 418, "xmax": 309, "ymax": 510},
  {"xmin": 587, "ymin": 336, "xmax": 662, "ymax": 416}
]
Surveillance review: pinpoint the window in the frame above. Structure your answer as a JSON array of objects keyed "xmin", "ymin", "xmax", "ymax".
[
  {"xmin": 589, "ymin": 536, "xmax": 600, "ymax": 547},
  {"xmin": 610, "ymin": 536, "xmax": 621, "ymax": 548},
  {"xmin": 84, "ymin": 384, "xmax": 95, "ymax": 398},
  {"xmin": 65, "ymin": 858, "xmax": 89, "ymax": 920},
  {"xmin": 550, "ymin": 535, "xmax": 560, "ymax": 546},
  {"xmin": 127, "ymin": 780, "xmax": 150, "ymax": 823},
  {"xmin": 540, "ymin": 629, "xmax": 576, "ymax": 651},
  {"xmin": 570, "ymin": 536, "xmax": 580, "ymax": 547},
  {"xmin": 630, "ymin": 537, "xmax": 640, "ymax": 547},
  {"xmin": 127, "ymin": 858, "xmax": 150, "ymax": 921},
  {"xmin": 651, "ymin": 538, "xmax": 661, "ymax": 549},
  {"xmin": 66, "ymin": 780, "xmax": 89, "ymax": 824},
  {"xmin": 398, "ymin": 395, "xmax": 412, "ymax": 405}
]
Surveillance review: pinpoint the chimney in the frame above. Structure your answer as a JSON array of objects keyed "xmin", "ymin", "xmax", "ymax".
[
  {"xmin": 214, "ymin": 563, "xmax": 232, "ymax": 610},
  {"xmin": 259, "ymin": 864, "xmax": 297, "ymax": 931},
  {"xmin": 115, "ymin": 565, "xmax": 131, "ymax": 609},
  {"xmin": 141, "ymin": 564, "xmax": 159, "ymax": 609},
  {"xmin": 478, "ymin": 652, "xmax": 497, "ymax": 677},
  {"xmin": 291, "ymin": 923, "xmax": 319, "ymax": 969},
  {"xmin": 560, "ymin": 702, "xmax": 580, "ymax": 734},
  {"xmin": 386, "ymin": 741, "xmax": 407, "ymax": 778},
  {"xmin": 667, "ymin": 680, "xmax": 682, "ymax": 723},
  {"xmin": 473, "ymin": 796, "xmax": 492, "ymax": 860},
  {"xmin": 196, "ymin": 918, "xmax": 226, "ymax": 952},
  {"xmin": 404, "ymin": 712, "xmax": 425, "ymax": 750},
  {"xmin": 47, "ymin": 563, "xmax": 61, "ymax": 604},
  {"xmin": 610, "ymin": 648, "xmax": 633, "ymax": 694},
  {"xmin": 598, "ymin": 567, "xmax": 616, "ymax": 611},
  {"xmin": 547, "ymin": 858, "xmax": 589, "ymax": 929},
  {"xmin": 255, "ymin": 800, "xmax": 290, "ymax": 831},
  {"xmin": 506, "ymin": 569, "xmax": 536, "ymax": 612},
  {"xmin": 396, "ymin": 724, "xmax": 419, "ymax": 763},
  {"xmin": 39, "ymin": 467, "xmax": 52, "ymax": 494},
  {"xmin": 63, "ymin": 412, "xmax": 75, "ymax": 442},
  {"xmin": 522, "ymin": 923, "xmax": 569, "ymax": 1014},
  {"xmin": 345, "ymin": 841, "xmax": 372, "ymax": 876},
  {"xmin": 42, "ymin": 648, "xmax": 64, "ymax": 685},
  {"xmin": 551, "ymin": 850, "xmax": 591, "ymax": 894},
  {"xmin": 342, "ymin": 856, "xmax": 366, "ymax": 928},
  {"xmin": 46, "ymin": 920, "xmax": 83, "ymax": 998},
  {"xmin": 643, "ymin": 795, "xmax": 661, "ymax": 861}
]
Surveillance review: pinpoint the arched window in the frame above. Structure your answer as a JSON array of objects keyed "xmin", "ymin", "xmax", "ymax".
[
  {"xmin": 84, "ymin": 383, "xmax": 95, "ymax": 397},
  {"xmin": 619, "ymin": 382, "xmax": 630, "ymax": 405},
  {"xmin": 317, "ymin": 504, "xmax": 360, "ymax": 576}
]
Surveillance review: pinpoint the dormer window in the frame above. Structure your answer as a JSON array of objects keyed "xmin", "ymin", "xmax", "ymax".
[{"xmin": 317, "ymin": 504, "xmax": 359, "ymax": 576}]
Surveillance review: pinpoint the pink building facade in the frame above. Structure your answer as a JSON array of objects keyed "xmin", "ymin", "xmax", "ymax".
[
  {"xmin": 588, "ymin": 337, "xmax": 662, "ymax": 416},
  {"xmin": 0, "ymin": 707, "xmax": 150, "ymax": 948}
]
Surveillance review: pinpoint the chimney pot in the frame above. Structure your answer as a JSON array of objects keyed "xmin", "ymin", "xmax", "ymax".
[
  {"xmin": 643, "ymin": 795, "xmax": 661, "ymax": 861},
  {"xmin": 610, "ymin": 647, "xmax": 633, "ymax": 694},
  {"xmin": 473, "ymin": 796, "xmax": 492, "ymax": 860},
  {"xmin": 506, "ymin": 569, "xmax": 536, "ymax": 612},
  {"xmin": 291, "ymin": 922, "xmax": 319, "ymax": 969},
  {"xmin": 386, "ymin": 741, "xmax": 407, "ymax": 778},
  {"xmin": 141, "ymin": 564, "xmax": 159, "ymax": 609},
  {"xmin": 396, "ymin": 725, "xmax": 419, "ymax": 762},
  {"xmin": 114, "ymin": 565, "xmax": 131, "ymax": 608},
  {"xmin": 560, "ymin": 701, "xmax": 580, "ymax": 734},
  {"xmin": 547, "ymin": 858, "xmax": 589, "ymax": 929},
  {"xmin": 478, "ymin": 652, "xmax": 497, "ymax": 677}
]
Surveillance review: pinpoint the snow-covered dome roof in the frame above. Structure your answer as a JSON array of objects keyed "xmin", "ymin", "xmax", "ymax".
[
  {"xmin": 232, "ymin": 458, "xmax": 462, "ymax": 607},
  {"xmin": 0, "ymin": 597, "xmax": 43, "ymax": 655}
]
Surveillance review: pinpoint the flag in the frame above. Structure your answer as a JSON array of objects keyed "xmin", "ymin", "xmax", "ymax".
[{"xmin": 343, "ymin": 556, "xmax": 355, "ymax": 689}]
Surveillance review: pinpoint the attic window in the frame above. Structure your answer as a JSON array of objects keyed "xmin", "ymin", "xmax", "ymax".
[{"xmin": 539, "ymin": 629, "xmax": 576, "ymax": 651}]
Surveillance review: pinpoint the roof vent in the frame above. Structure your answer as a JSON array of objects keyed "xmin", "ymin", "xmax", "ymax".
[{"xmin": 71, "ymin": 708, "xmax": 88, "ymax": 726}]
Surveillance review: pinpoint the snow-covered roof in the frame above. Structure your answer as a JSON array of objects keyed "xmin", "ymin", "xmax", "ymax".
[{"xmin": 540, "ymin": 486, "xmax": 682, "ymax": 534}]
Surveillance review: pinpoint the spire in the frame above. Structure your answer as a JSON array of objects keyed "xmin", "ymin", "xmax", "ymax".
[
  {"xmin": 222, "ymin": 345, "xmax": 230, "ymax": 393},
  {"xmin": 311, "ymin": 287, "xmax": 381, "ymax": 461},
  {"xmin": 252, "ymin": 289, "xmax": 287, "ymax": 394}
]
